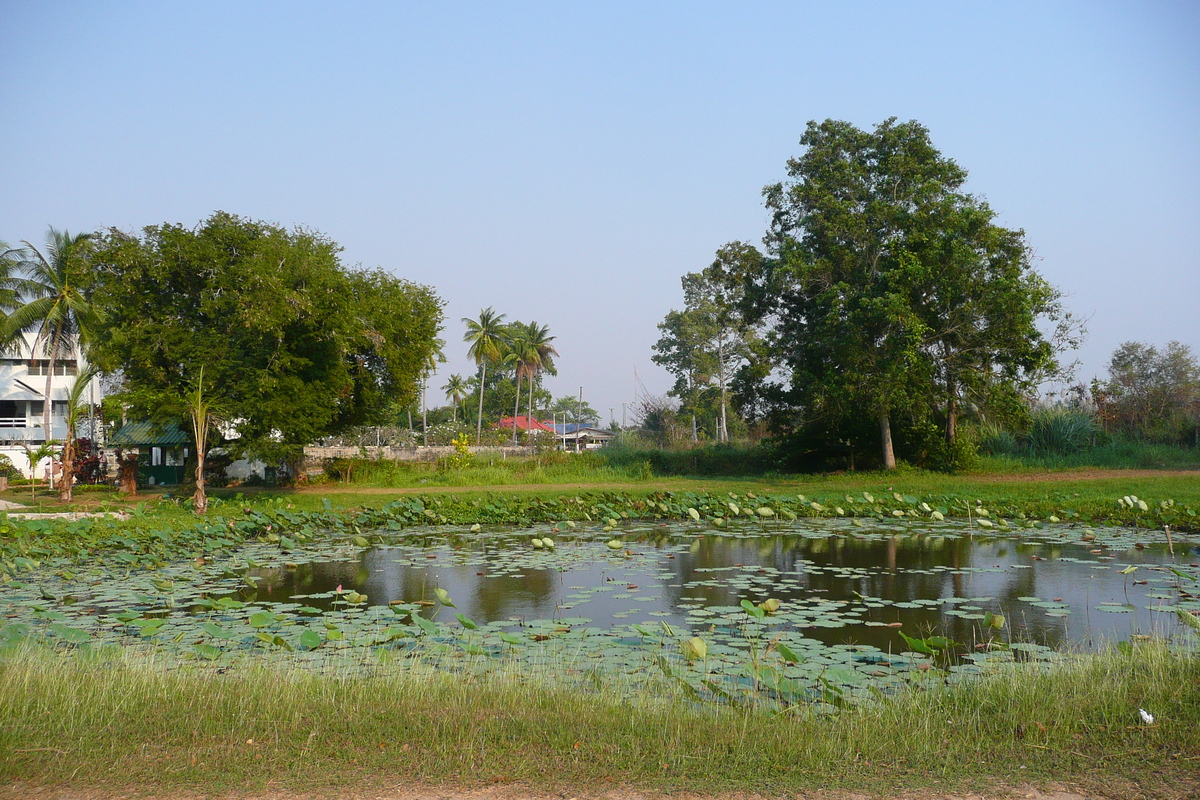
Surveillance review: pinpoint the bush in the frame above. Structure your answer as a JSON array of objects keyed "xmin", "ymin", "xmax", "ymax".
[
  {"xmin": 978, "ymin": 423, "xmax": 1020, "ymax": 456},
  {"xmin": 1024, "ymin": 407, "xmax": 1098, "ymax": 455}
]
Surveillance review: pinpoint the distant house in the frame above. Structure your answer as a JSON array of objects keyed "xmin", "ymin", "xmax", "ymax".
[
  {"xmin": 494, "ymin": 416, "xmax": 556, "ymax": 434},
  {"xmin": 108, "ymin": 421, "xmax": 191, "ymax": 486},
  {"xmin": 0, "ymin": 332, "xmax": 104, "ymax": 478},
  {"xmin": 552, "ymin": 422, "xmax": 616, "ymax": 450}
]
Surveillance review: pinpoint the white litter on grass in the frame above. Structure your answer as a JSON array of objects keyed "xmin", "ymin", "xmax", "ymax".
[{"xmin": 1139, "ymin": 708, "xmax": 1155, "ymax": 724}]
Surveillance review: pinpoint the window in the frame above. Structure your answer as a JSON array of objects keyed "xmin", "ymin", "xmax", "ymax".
[
  {"xmin": 151, "ymin": 447, "xmax": 163, "ymax": 466},
  {"xmin": 26, "ymin": 361, "xmax": 78, "ymax": 376}
]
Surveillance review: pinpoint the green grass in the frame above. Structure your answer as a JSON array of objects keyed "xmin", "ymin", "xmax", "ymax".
[
  {"xmin": 337, "ymin": 450, "xmax": 650, "ymax": 487},
  {"xmin": 0, "ymin": 641, "xmax": 1196, "ymax": 796}
]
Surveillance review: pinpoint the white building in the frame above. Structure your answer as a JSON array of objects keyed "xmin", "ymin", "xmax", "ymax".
[{"xmin": 0, "ymin": 333, "xmax": 103, "ymax": 478}]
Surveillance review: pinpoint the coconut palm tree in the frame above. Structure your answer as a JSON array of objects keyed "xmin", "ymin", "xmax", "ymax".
[
  {"xmin": 462, "ymin": 307, "xmax": 508, "ymax": 445},
  {"xmin": 520, "ymin": 321, "xmax": 558, "ymax": 434},
  {"xmin": 504, "ymin": 323, "xmax": 536, "ymax": 444},
  {"xmin": 442, "ymin": 374, "xmax": 467, "ymax": 422},
  {"xmin": 5, "ymin": 228, "xmax": 100, "ymax": 439},
  {"xmin": 0, "ymin": 241, "xmax": 29, "ymax": 318}
]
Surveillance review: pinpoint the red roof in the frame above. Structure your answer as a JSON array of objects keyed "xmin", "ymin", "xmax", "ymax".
[{"xmin": 494, "ymin": 416, "xmax": 556, "ymax": 433}]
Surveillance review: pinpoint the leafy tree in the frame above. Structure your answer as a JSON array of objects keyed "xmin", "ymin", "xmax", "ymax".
[
  {"xmin": 462, "ymin": 307, "xmax": 508, "ymax": 445},
  {"xmin": 653, "ymin": 243, "xmax": 760, "ymax": 442},
  {"xmin": 549, "ymin": 395, "xmax": 599, "ymax": 426},
  {"xmin": 1093, "ymin": 341, "xmax": 1200, "ymax": 444},
  {"xmin": 5, "ymin": 227, "xmax": 100, "ymax": 437},
  {"xmin": 87, "ymin": 212, "xmax": 443, "ymax": 466},
  {"xmin": 741, "ymin": 118, "xmax": 1071, "ymax": 469}
]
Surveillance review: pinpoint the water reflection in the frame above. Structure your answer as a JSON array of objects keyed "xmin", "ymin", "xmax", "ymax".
[{"xmin": 240, "ymin": 523, "xmax": 1193, "ymax": 652}]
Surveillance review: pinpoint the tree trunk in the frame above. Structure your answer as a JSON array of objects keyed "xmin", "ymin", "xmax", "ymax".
[
  {"xmin": 118, "ymin": 451, "xmax": 139, "ymax": 495},
  {"xmin": 421, "ymin": 378, "xmax": 428, "ymax": 447},
  {"xmin": 58, "ymin": 438, "xmax": 74, "ymax": 502},
  {"xmin": 717, "ymin": 338, "xmax": 729, "ymax": 442},
  {"xmin": 945, "ymin": 396, "xmax": 957, "ymax": 447},
  {"xmin": 192, "ymin": 450, "xmax": 207, "ymax": 514},
  {"xmin": 43, "ymin": 334, "xmax": 61, "ymax": 441},
  {"xmin": 475, "ymin": 364, "xmax": 487, "ymax": 446},
  {"xmin": 879, "ymin": 413, "xmax": 896, "ymax": 470},
  {"xmin": 944, "ymin": 376, "xmax": 957, "ymax": 447},
  {"xmin": 526, "ymin": 372, "xmax": 536, "ymax": 440},
  {"xmin": 512, "ymin": 372, "xmax": 522, "ymax": 445}
]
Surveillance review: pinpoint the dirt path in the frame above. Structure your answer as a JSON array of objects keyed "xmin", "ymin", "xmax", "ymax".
[{"xmin": 0, "ymin": 783, "xmax": 1109, "ymax": 800}]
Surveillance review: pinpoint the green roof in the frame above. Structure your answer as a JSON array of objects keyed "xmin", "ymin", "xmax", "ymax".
[{"xmin": 109, "ymin": 421, "xmax": 191, "ymax": 446}]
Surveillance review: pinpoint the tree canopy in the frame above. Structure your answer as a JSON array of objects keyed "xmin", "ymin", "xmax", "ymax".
[
  {"xmin": 88, "ymin": 212, "xmax": 444, "ymax": 461},
  {"xmin": 726, "ymin": 118, "xmax": 1074, "ymax": 469},
  {"xmin": 1093, "ymin": 341, "xmax": 1199, "ymax": 445},
  {"xmin": 653, "ymin": 242, "xmax": 761, "ymax": 442}
]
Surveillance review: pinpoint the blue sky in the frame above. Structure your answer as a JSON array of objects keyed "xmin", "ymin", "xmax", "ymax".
[{"xmin": 2, "ymin": 1, "xmax": 1197, "ymax": 424}]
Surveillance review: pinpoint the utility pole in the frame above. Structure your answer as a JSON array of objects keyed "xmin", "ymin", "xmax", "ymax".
[{"xmin": 576, "ymin": 387, "xmax": 582, "ymax": 453}]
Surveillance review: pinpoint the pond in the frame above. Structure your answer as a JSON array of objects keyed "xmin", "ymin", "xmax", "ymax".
[
  {"xmin": 237, "ymin": 523, "xmax": 1198, "ymax": 652},
  {"xmin": 4, "ymin": 517, "xmax": 1198, "ymax": 708}
]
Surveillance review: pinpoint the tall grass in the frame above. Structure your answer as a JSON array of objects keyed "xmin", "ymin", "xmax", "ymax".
[{"xmin": 2, "ymin": 642, "xmax": 1197, "ymax": 794}]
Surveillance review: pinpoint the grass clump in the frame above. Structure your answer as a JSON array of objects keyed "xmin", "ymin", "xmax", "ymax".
[{"xmin": 1, "ymin": 641, "xmax": 1196, "ymax": 795}]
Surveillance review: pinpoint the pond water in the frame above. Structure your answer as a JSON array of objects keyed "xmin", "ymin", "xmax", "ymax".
[
  {"xmin": 237, "ymin": 521, "xmax": 1199, "ymax": 652},
  {"xmin": 4, "ymin": 517, "xmax": 1197, "ymax": 708}
]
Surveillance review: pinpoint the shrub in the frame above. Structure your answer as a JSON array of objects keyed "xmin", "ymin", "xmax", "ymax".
[{"xmin": 1024, "ymin": 407, "xmax": 1098, "ymax": 455}]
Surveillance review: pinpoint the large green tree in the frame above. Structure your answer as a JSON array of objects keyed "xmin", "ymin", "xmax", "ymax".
[
  {"xmin": 742, "ymin": 118, "xmax": 1070, "ymax": 469},
  {"xmin": 653, "ymin": 243, "xmax": 760, "ymax": 442},
  {"xmin": 88, "ymin": 212, "xmax": 443, "ymax": 465}
]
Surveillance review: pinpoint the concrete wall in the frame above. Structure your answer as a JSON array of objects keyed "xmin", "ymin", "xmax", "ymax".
[{"xmin": 303, "ymin": 445, "xmax": 536, "ymax": 464}]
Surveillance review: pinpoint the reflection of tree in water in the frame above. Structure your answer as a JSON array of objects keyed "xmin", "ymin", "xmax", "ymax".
[{"xmin": 224, "ymin": 526, "xmax": 1171, "ymax": 652}]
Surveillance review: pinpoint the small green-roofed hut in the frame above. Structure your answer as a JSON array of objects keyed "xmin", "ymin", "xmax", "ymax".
[{"xmin": 109, "ymin": 421, "xmax": 191, "ymax": 486}]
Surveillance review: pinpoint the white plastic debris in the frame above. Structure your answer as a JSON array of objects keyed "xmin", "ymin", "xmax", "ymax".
[{"xmin": 1139, "ymin": 708, "xmax": 1155, "ymax": 724}]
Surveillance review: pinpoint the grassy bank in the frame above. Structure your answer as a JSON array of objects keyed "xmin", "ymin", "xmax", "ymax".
[{"xmin": 0, "ymin": 641, "xmax": 1196, "ymax": 797}]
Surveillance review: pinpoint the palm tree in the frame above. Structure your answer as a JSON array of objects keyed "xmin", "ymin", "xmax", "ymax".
[
  {"xmin": 462, "ymin": 307, "xmax": 507, "ymax": 446},
  {"xmin": 504, "ymin": 323, "xmax": 536, "ymax": 444},
  {"xmin": 521, "ymin": 321, "xmax": 558, "ymax": 435},
  {"xmin": 57, "ymin": 365, "xmax": 97, "ymax": 502},
  {"xmin": 421, "ymin": 337, "xmax": 446, "ymax": 446},
  {"xmin": 0, "ymin": 242, "xmax": 28, "ymax": 317},
  {"xmin": 442, "ymin": 374, "xmax": 467, "ymax": 422},
  {"xmin": 185, "ymin": 366, "xmax": 222, "ymax": 515},
  {"xmin": 6, "ymin": 228, "xmax": 99, "ymax": 439}
]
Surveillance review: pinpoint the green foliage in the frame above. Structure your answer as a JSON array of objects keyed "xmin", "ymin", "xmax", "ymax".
[
  {"xmin": 448, "ymin": 433, "xmax": 473, "ymax": 470},
  {"xmin": 87, "ymin": 212, "xmax": 444, "ymax": 460},
  {"xmin": 1094, "ymin": 341, "xmax": 1200, "ymax": 445},
  {"xmin": 730, "ymin": 118, "xmax": 1073, "ymax": 469},
  {"xmin": 1025, "ymin": 407, "xmax": 1099, "ymax": 455},
  {"xmin": 653, "ymin": 243, "xmax": 762, "ymax": 442},
  {"xmin": 549, "ymin": 395, "xmax": 600, "ymax": 426},
  {"xmin": 0, "ymin": 454, "xmax": 21, "ymax": 480}
]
